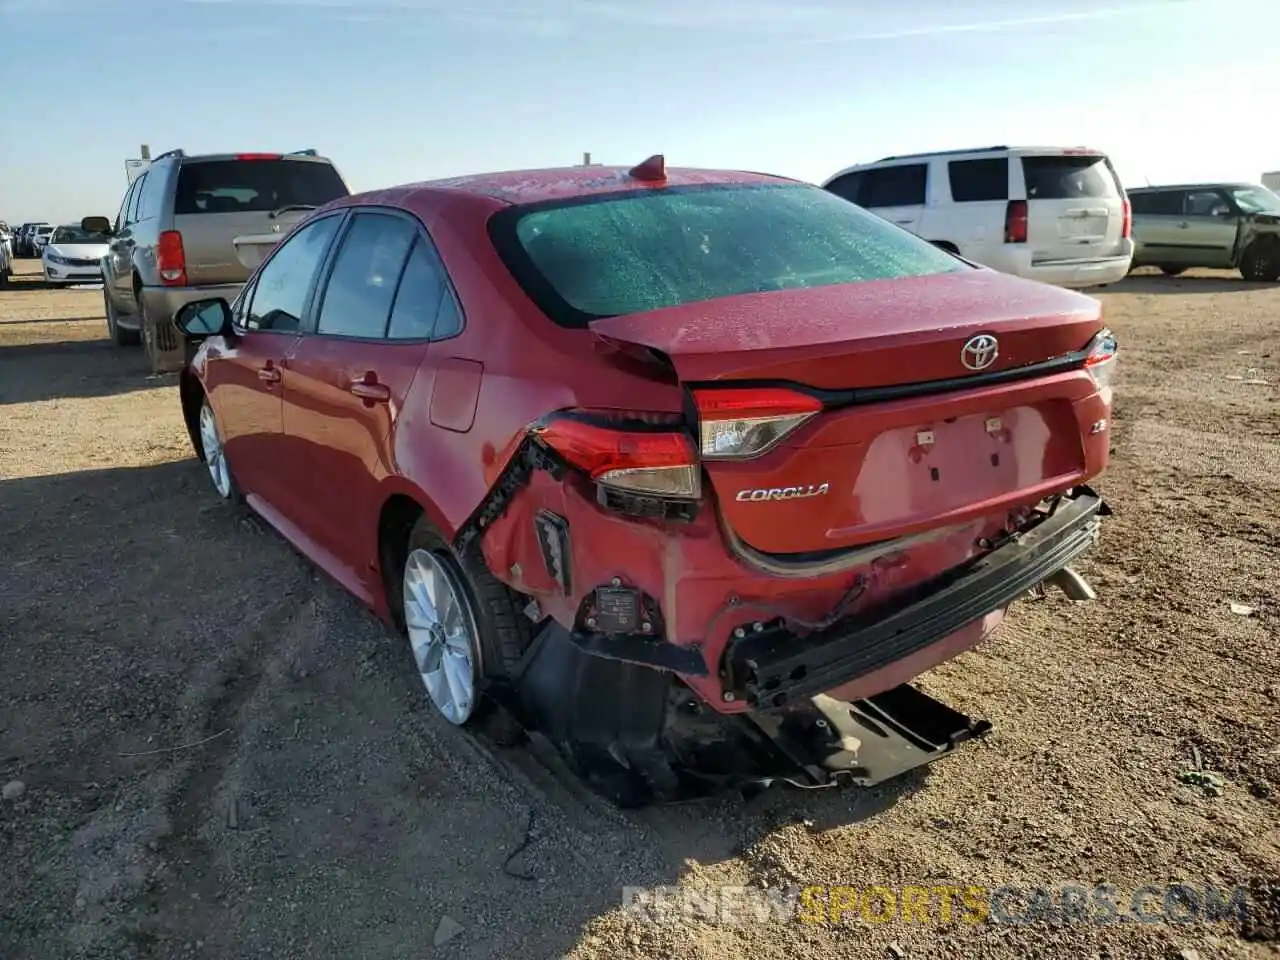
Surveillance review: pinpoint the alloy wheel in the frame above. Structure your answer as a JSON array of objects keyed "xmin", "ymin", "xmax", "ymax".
[
  {"xmin": 403, "ymin": 549, "xmax": 481, "ymax": 725},
  {"xmin": 198, "ymin": 401, "xmax": 233, "ymax": 499}
]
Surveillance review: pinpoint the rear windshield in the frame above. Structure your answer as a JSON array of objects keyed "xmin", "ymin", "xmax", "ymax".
[
  {"xmin": 174, "ymin": 158, "xmax": 348, "ymax": 216},
  {"xmin": 1022, "ymin": 155, "xmax": 1120, "ymax": 200},
  {"xmin": 490, "ymin": 183, "xmax": 966, "ymax": 327}
]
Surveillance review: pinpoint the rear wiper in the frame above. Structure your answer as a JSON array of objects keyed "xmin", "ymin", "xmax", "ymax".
[{"xmin": 268, "ymin": 204, "xmax": 317, "ymax": 219}]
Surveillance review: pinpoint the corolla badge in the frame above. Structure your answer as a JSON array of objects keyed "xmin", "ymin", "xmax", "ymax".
[
  {"xmin": 736, "ymin": 483, "xmax": 830, "ymax": 502},
  {"xmin": 960, "ymin": 334, "xmax": 999, "ymax": 371}
]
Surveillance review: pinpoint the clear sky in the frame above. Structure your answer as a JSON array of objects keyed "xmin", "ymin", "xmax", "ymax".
[{"xmin": 1, "ymin": 0, "xmax": 1277, "ymax": 225}]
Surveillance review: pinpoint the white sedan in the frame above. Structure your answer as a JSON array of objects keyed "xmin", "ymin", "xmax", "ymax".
[{"xmin": 41, "ymin": 224, "xmax": 110, "ymax": 286}]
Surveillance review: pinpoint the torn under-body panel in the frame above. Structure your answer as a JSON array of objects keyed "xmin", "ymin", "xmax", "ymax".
[{"xmin": 463, "ymin": 430, "xmax": 1093, "ymax": 713}]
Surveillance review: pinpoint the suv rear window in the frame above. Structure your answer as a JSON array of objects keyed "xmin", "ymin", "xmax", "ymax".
[
  {"xmin": 490, "ymin": 183, "xmax": 965, "ymax": 328},
  {"xmin": 174, "ymin": 158, "xmax": 348, "ymax": 216},
  {"xmin": 1022, "ymin": 155, "xmax": 1120, "ymax": 200}
]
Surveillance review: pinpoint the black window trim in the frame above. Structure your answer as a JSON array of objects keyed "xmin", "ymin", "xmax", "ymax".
[
  {"xmin": 235, "ymin": 209, "xmax": 350, "ymax": 337},
  {"xmin": 304, "ymin": 203, "xmax": 466, "ymax": 345}
]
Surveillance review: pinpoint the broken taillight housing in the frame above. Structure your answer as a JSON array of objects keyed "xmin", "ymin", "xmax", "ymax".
[
  {"xmin": 535, "ymin": 416, "xmax": 700, "ymax": 499},
  {"xmin": 693, "ymin": 387, "xmax": 823, "ymax": 460},
  {"xmin": 1083, "ymin": 328, "xmax": 1118, "ymax": 399}
]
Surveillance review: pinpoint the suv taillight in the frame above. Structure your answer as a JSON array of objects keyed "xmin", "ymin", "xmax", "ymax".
[
  {"xmin": 1121, "ymin": 197, "xmax": 1132, "ymax": 239},
  {"xmin": 693, "ymin": 387, "xmax": 822, "ymax": 460},
  {"xmin": 157, "ymin": 231, "xmax": 187, "ymax": 286},
  {"xmin": 535, "ymin": 416, "xmax": 700, "ymax": 500},
  {"xmin": 1004, "ymin": 200, "xmax": 1028, "ymax": 244}
]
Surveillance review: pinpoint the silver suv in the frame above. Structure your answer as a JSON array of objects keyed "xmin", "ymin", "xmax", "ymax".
[{"xmin": 85, "ymin": 149, "xmax": 350, "ymax": 372}]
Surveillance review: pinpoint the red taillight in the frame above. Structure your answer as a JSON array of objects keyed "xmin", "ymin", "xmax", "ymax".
[
  {"xmin": 1004, "ymin": 200, "xmax": 1028, "ymax": 244},
  {"xmin": 693, "ymin": 387, "xmax": 822, "ymax": 460},
  {"xmin": 535, "ymin": 416, "xmax": 700, "ymax": 499},
  {"xmin": 157, "ymin": 231, "xmax": 187, "ymax": 286},
  {"xmin": 1121, "ymin": 197, "xmax": 1132, "ymax": 239},
  {"xmin": 235, "ymin": 153, "xmax": 281, "ymax": 161}
]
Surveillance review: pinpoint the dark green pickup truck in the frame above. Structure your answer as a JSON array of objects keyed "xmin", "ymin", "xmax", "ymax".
[{"xmin": 1128, "ymin": 182, "xmax": 1280, "ymax": 281}]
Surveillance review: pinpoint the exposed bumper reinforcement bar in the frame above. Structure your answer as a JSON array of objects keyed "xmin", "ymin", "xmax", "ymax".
[{"xmin": 727, "ymin": 487, "xmax": 1106, "ymax": 711}]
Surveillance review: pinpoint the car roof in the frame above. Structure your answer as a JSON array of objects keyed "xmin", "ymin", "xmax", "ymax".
[
  {"xmin": 1128, "ymin": 182, "xmax": 1257, "ymax": 193},
  {"xmin": 824, "ymin": 146, "xmax": 1110, "ymax": 185},
  {"xmin": 341, "ymin": 163, "xmax": 800, "ymax": 210}
]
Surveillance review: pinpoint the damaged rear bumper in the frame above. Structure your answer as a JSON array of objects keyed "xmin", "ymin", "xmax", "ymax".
[{"xmin": 724, "ymin": 487, "xmax": 1107, "ymax": 710}]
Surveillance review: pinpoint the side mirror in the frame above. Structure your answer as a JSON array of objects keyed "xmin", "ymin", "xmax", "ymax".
[
  {"xmin": 174, "ymin": 298, "xmax": 234, "ymax": 339},
  {"xmin": 81, "ymin": 215, "xmax": 112, "ymax": 235}
]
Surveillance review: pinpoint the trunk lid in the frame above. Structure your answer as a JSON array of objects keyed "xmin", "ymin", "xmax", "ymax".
[
  {"xmin": 177, "ymin": 207, "xmax": 319, "ymax": 285},
  {"xmin": 590, "ymin": 270, "xmax": 1102, "ymax": 388},
  {"xmin": 590, "ymin": 270, "xmax": 1106, "ymax": 555}
]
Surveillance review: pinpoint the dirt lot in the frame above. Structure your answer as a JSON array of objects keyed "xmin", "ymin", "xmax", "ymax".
[{"xmin": 1, "ymin": 257, "xmax": 1277, "ymax": 960}]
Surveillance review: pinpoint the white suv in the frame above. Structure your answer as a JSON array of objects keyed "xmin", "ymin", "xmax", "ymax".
[{"xmin": 823, "ymin": 146, "xmax": 1134, "ymax": 289}]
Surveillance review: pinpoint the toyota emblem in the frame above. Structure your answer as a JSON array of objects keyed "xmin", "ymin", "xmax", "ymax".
[{"xmin": 961, "ymin": 334, "xmax": 999, "ymax": 371}]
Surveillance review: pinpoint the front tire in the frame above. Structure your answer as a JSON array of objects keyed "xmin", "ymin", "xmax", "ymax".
[
  {"xmin": 197, "ymin": 398, "xmax": 240, "ymax": 502},
  {"xmin": 1240, "ymin": 241, "xmax": 1280, "ymax": 282},
  {"xmin": 398, "ymin": 519, "xmax": 530, "ymax": 728}
]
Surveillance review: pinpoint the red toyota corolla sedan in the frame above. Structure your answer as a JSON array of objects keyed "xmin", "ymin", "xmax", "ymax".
[{"xmin": 174, "ymin": 156, "xmax": 1115, "ymax": 804}]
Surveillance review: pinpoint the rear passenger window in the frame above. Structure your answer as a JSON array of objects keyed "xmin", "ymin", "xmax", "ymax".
[
  {"xmin": 136, "ymin": 168, "xmax": 167, "ymax": 222},
  {"xmin": 387, "ymin": 239, "xmax": 443, "ymax": 339},
  {"xmin": 1131, "ymin": 191, "xmax": 1183, "ymax": 215},
  {"xmin": 386, "ymin": 237, "xmax": 462, "ymax": 340},
  {"xmin": 860, "ymin": 164, "xmax": 927, "ymax": 208},
  {"xmin": 434, "ymin": 290, "xmax": 463, "ymax": 339},
  {"xmin": 824, "ymin": 172, "xmax": 865, "ymax": 205},
  {"xmin": 127, "ymin": 175, "xmax": 147, "ymax": 224},
  {"xmin": 948, "ymin": 158, "xmax": 1008, "ymax": 202},
  {"xmin": 115, "ymin": 180, "xmax": 140, "ymax": 231},
  {"xmin": 316, "ymin": 213, "xmax": 416, "ymax": 339}
]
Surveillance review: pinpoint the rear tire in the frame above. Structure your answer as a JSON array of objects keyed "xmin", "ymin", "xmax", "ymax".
[
  {"xmin": 1239, "ymin": 240, "xmax": 1280, "ymax": 282},
  {"xmin": 104, "ymin": 291, "xmax": 140, "ymax": 346},
  {"xmin": 397, "ymin": 518, "xmax": 531, "ymax": 729},
  {"xmin": 1160, "ymin": 266, "xmax": 1187, "ymax": 277}
]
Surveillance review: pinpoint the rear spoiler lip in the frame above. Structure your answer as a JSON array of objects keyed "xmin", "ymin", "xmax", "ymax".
[{"xmin": 686, "ymin": 343, "xmax": 1096, "ymax": 412}]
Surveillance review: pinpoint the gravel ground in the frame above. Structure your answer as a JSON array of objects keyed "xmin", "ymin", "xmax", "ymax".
[{"xmin": 1, "ymin": 259, "xmax": 1277, "ymax": 960}]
